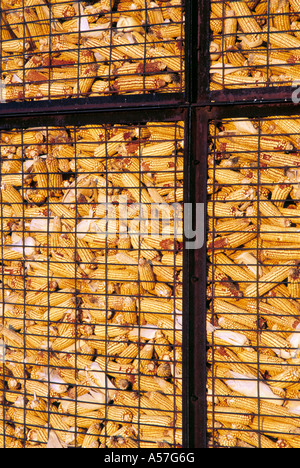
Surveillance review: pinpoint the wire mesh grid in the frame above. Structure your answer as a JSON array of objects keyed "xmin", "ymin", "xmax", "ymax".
[
  {"xmin": 207, "ymin": 114, "xmax": 300, "ymax": 449},
  {"xmin": 0, "ymin": 0, "xmax": 185, "ymax": 102},
  {"xmin": 0, "ymin": 120, "xmax": 184, "ymax": 448},
  {"xmin": 209, "ymin": 0, "xmax": 300, "ymax": 98}
]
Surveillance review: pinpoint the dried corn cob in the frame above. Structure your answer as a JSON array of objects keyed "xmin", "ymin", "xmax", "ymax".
[{"xmin": 207, "ymin": 405, "xmax": 254, "ymax": 426}]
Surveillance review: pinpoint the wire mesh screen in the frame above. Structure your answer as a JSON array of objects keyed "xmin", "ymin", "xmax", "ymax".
[
  {"xmin": 207, "ymin": 115, "xmax": 300, "ymax": 448},
  {"xmin": 0, "ymin": 0, "xmax": 185, "ymax": 102},
  {"xmin": 210, "ymin": 0, "xmax": 300, "ymax": 92},
  {"xmin": 0, "ymin": 120, "xmax": 184, "ymax": 448}
]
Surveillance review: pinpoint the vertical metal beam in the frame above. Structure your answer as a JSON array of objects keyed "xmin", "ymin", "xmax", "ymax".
[
  {"xmin": 197, "ymin": 0, "xmax": 211, "ymax": 104},
  {"xmin": 0, "ymin": 0, "xmax": 209, "ymax": 448},
  {"xmin": 183, "ymin": 107, "xmax": 208, "ymax": 448}
]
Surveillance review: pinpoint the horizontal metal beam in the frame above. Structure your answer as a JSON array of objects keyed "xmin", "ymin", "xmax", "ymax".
[
  {"xmin": 0, "ymin": 93, "xmax": 186, "ymax": 120},
  {"xmin": 0, "ymin": 105, "xmax": 187, "ymax": 130}
]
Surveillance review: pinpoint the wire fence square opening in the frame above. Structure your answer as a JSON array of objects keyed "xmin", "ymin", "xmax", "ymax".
[
  {"xmin": 0, "ymin": 120, "xmax": 184, "ymax": 448},
  {"xmin": 207, "ymin": 115, "xmax": 300, "ymax": 449}
]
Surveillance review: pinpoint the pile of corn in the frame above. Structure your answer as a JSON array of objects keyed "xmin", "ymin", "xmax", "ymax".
[
  {"xmin": 210, "ymin": 0, "xmax": 300, "ymax": 90},
  {"xmin": 207, "ymin": 116, "xmax": 300, "ymax": 448},
  {"xmin": 0, "ymin": 0, "xmax": 184, "ymax": 101},
  {"xmin": 0, "ymin": 121, "xmax": 184, "ymax": 448}
]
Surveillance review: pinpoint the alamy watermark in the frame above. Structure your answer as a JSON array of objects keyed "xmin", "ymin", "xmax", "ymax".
[
  {"xmin": 292, "ymin": 80, "xmax": 300, "ymax": 104},
  {"xmin": 0, "ymin": 80, "xmax": 5, "ymax": 104},
  {"xmin": 184, "ymin": 203, "xmax": 205, "ymax": 250},
  {"xmin": 83, "ymin": 200, "xmax": 205, "ymax": 250},
  {"xmin": 0, "ymin": 340, "xmax": 5, "ymax": 364}
]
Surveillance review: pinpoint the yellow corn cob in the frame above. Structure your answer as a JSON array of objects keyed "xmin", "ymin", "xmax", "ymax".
[
  {"xmin": 0, "ymin": 325, "xmax": 24, "ymax": 349},
  {"xmin": 94, "ymin": 131, "xmax": 125, "ymax": 159},
  {"xmin": 269, "ymin": 368, "xmax": 300, "ymax": 389},
  {"xmin": 91, "ymin": 80, "xmax": 109, "ymax": 94},
  {"xmin": 256, "ymin": 300, "xmax": 299, "ymax": 330},
  {"xmin": 1, "ymin": 184, "xmax": 24, "ymax": 217},
  {"xmin": 224, "ymin": 9, "xmax": 238, "ymax": 50},
  {"xmin": 214, "ymin": 252, "xmax": 255, "ymax": 282},
  {"xmin": 251, "ymin": 416, "xmax": 300, "ymax": 438},
  {"xmin": 147, "ymin": 46, "xmax": 182, "ymax": 73},
  {"xmin": 48, "ymin": 215, "xmax": 61, "ymax": 252},
  {"xmin": 138, "ymin": 258, "xmax": 156, "ymax": 291},
  {"xmin": 23, "ymin": 8, "xmax": 45, "ymax": 45},
  {"xmin": 278, "ymin": 208, "xmax": 300, "ymax": 230},
  {"xmin": 51, "ymin": 2, "xmax": 76, "ymax": 19},
  {"xmin": 73, "ymin": 51, "xmax": 97, "ymax": 97},
  {"xmin": 121, "ymin": 296, "xmax": 137, "ymax": 325},
  {"xmin": 115, "ymin": 342, "xmax": 139, "ymax": 365},
  {"xmin": 2, "ymin": 38, "xmax": 31, "ymax": 53},
  {"xmin": 114, "ymin": 75, "xmax": 167, "ymax": 93},
  {"xmin": 211, "ymin": 72, "xmax": 267, "ymax": 88},
  {"xmin": 112, "ymin": 35, "xmax": 147, "ymax": 61},
  {"xmin": 207, "ymin": 201, "xmax": 244, "ymax": 218},
  {"xmin": 106, "ymin": 405, "xmax": 134, "ymax": 424},
  {"xmin": 142, "ymin": 391, "xmax": 176, "ymax": 414},
  {"xmin": 288, "ymin": 267, "xmax": 300, "ymax": 298},
  {"xmin": 271, "ymin": 0, "xmax": 291, "ymax": 31},
  {"xmin": 51, "ymin": 327, "xmax": 75, "ymax": 352},
  {"xmin": 259, "ymin": 197, "xmax": 292, "ymax": 227},
  {"xmin": 217, "ymin": 430, "xmax": 239, "ymax": 448},
  {"xmin": 0, "ymin": 421, "xmax": 14, "ymax": 447},
  {"xmin": 262, "ymin": 25, "xmax": 300, "ymax": 50},
  {"xmin": 5, "ymin": 359, "xmax": 25, "ymax": 383},
  {"xmin": 217, "ymin": 132, "xmax": 293, "ymax": 152},
  {"xmin": 46, "ymin": 155, "xmax": 63, "ymax": 196},
  {"xmin": 259, "ymin": 329, "xmax": 292, "ymax": 355},
  {"xmin": 38, "ymin": 83, "xmax": 73, "ymax": 99},
  {"xmin": 4, "ymin": 10, "xmax": 26, "ymax": 39},
  {"xmin": 232, "ymin": 424, "xmax": 277, "ymax": 449},
  {"xmin": 266, "ymin": 288, "xmax": 300, "ymax": 317},
  {"xmin": 9, "ymin": 407, "xmax": 46, "ymax": 429},
  {"xmin": 49, "ymin": 406, "xmax": 75, "ymax": 443},
  {"xmin": 207, "ymin": 225, "xmax": 257, "ymax": 253},
  {"xmin": 28, "ymin": 427, "xmax": 49, "ymax": 446},
  {"xmin": 106, "ymin": 338, "xmax": 128, "ymax": 358},
  {"xmin": 271, "ymin": 182, "xmax": 292, "ymax": 208},
  {"xmin": 163, "ymin": 0, "xmax": 182, "ymax": 22},
  {"xmin": 84, "ymin": 37, "xmax": 126, "ymax": 62},
  {"xmin": 99, "ymin": 421, "xmax": 120, "ymax": 445},
  {"xmin": 27, "ymin": 398, "xmax": 48, "ymax": 422},
  {"xmin": 289, "ymin": 0, "xmax": 300, "ymax": 12},
  {"xmin": 134, "ymin": 414, "xmax": 174, "ymax": 431},
  {"xmin": 210, "ymin": 0, "xmax": 226, "ymax": 17},
  {"xmin": 63, "ymin": 412, "xmax": 104, "ymax": 429},
  {"xmin": 243, "ymin": 261, "xmax": 295, "ymax": 297},
  {"xmin": 48, "ymin": 201, "xmax": 76, "ymax": 228},
  {"xmin": 81, "ymin": 423, "xmax": 102, "ymax": 449},
  {"xmin": 0, "ymin": 173, "xmax": 23, "ymax": 186},
  {"xmin": 32, "ymin": 0, "xmax": 51, "ymax": 35},
  {"xmin": 208, "ymin": 405, "xmax": 254, "ymax": 426},
  {"xmin": 33, "ymin": 157, "xmax": 48, "ymax": 194},
  {"xmin": 260, "ymin": 224, "xmax": 300, "ymax": 243},
  {"xmin": 208, "ymin": 347, "xmax": 259, "ymax": 378},
  {"xmin": 259, "ymin": 151, "xmax": 300, "ymax": 169},
  {"xmin": 238, "ymin": 350, "xmax": 285, "ymax": 376},
  {"xmin": 2, "ymin": 155, "xmax": 22, "ymax": 174},
  {"xmin": 120, "ymin": 172, "xmax": 153, "ymax": 204}
]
